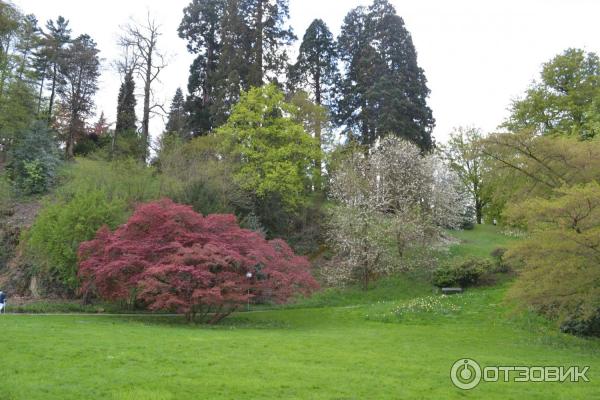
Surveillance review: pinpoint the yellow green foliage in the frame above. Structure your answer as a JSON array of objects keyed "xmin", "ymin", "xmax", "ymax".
[
  {"xmin": 216, "ymin": 84, "xmax": 320, "ymax": 211},
  {"xmin": 506, "ymin": 182, "xmax": 600, "ymax": 324}
]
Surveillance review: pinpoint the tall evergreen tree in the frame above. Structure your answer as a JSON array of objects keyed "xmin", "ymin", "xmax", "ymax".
[
  {"xmin": 43, "ymin": 16, "xmax": 71, "ymax": 121},
  {"xmin": 180, "ymin": 0, "xmax": 294, "ymax": 128},
  {"xmin": 56, "ymin": 34, "xmax": 100, "ymax": 159},
  {"xmin": 210, "ymin": 0, "xmax": 252, "ymax": 126},
  {"xmin": 178, "ymin": 0, "xmax": 224, "ymax": 135},
  {"xmin": 337, "ymin": 0, "xmax": 434, "ymax": 150},
  {"xmin": 289, "ymin": 19, "xmax": 338, "ymax": 107},
  {"xmin": 244, "ymin": 0, "xmax": 295, "ymax": 86},
  {"xmin": 115, "ymin": 70, "xmax": 137, "ymax": 134},
  {"xmin": 165, "ymin": 87, "xmax": 187, "ymax": 139},
  {"xmin": 289, "ymin": 19, "xmax": 338, "ymax": 190}
]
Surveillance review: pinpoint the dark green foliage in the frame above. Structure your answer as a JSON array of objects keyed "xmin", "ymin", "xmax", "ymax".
[
  {"xmin": 178, "ymin": 0, "xmax": 225, "ymax": 135},
  {"xmin": 180, "ymin": 0, "xmax": 295, "ymax": 129},
  {"xmin": 490, "ymin": 247, "xmax": 510, "ymax": 273},
  {"xmin": 288, "ymin": 19, "xmax": 339, "ymax": 106},
  {"xmin": 73, "ymin": 112, "xmax": 111, "ymax": 157},
  {"xmin": 164, "ymin": 88, "xmax": 187, "ymax": 139},
  {"xmin": 560, "ymin": 311, "xmax": 600, "ymax": 337},
  {"xmin": 432, "ymin": 257, "xmax": 492, "ymax": 288},
  {"xmin": 336, "ymin": 0, "xmax": 434, "ymax": 150},
  {"xmin": 174, "ymin": 180, "xmax": 239, "ymax": 215},
  {"xmin": 6, "ymin": 121, "xmax": 61, "ymax": 194},
  {"xmin": 115, "ymin": 70, "xmax": 137, "ymax": 134}
]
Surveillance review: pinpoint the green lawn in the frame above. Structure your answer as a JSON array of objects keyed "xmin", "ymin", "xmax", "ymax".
[{"xmin": 1, "ymin": 226, "xmax": 599, "ymax": 399}]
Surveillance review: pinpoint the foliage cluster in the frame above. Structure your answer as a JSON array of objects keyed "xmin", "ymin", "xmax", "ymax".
[
  {"xmin": 6, "ymin": 121, "xmax": 61, "ymax": 195},
  {"xmin": 432, "ymin": 257, "xmax": 492, "ymax": 288}
]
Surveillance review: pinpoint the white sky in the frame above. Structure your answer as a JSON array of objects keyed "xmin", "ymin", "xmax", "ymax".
[{"xmin": 13, "ymin": 0, "xmax": 600, "ymax": 144}]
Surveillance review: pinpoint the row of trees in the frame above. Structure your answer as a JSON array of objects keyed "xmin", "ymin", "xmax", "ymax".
[
  {"xmin": 174, "ymin": 0, "xmax": 434, "ymax": 150},
  {"xmin": 0, "ymin": 4, "xmax": 101, "ymax": 161}
]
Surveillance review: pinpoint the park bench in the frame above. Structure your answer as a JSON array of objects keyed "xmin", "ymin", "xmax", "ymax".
[{"xmin": 441, "ymin": 287, "xmax": 463, "ymax": 295}]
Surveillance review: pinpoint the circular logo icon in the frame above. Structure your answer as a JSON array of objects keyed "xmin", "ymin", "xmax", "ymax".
[{"xmin": 450, "ymin": 358, "xmax": 482, "ymax": 390}]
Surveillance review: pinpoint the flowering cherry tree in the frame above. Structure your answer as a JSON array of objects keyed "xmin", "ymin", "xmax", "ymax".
[{"xmin": 78, "ymin": 199, "xmax": 318, "ymax": 323}]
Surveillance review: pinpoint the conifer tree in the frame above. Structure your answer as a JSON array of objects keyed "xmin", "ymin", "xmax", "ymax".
[
  {"xmin": 337, "ymin": 0, "xmax": 434, "ymax": 150},
  {"xmin": 289, "ymin": 19, "xmax": 338, "ymax": 107},
  {"xmin": 165, "ymin": 87, "xmax": 187, "ymax": 139},
  {"xmin": 178, "ymin": 0, "xmax": 225, "ymax": 135},
  {"xmin": 115, "ymin": 70, "xmax": 137, "ymax": 134},
  {"xmin": 43, "ymin": 16, "xmax": 71, "ymax": 121}
]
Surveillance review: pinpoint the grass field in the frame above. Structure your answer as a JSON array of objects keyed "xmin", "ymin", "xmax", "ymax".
[{"xmin": 1, "ymin": 225, "xmax": 599, "ymax": 399}]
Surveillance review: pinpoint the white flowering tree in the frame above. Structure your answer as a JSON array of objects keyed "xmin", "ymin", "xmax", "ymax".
[{"xmin": 325, "ymin": 137, "xmax": 470, "ymax": 288}]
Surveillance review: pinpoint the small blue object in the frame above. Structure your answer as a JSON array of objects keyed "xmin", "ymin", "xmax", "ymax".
[{"xmin": 0, "ymin": 291, "xmax": 5, "ymax": 304}]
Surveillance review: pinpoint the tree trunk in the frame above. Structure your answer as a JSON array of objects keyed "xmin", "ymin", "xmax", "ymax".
[
  {"xmin": 314, "ymin": 69, "xmax": 322, "ymax": 190},
  {"xmin": 37, "ymin": 66, "xmax": 46, "ymax": 115},
  {"xmin": 48, "ymin": 63, "xmax": 57, "ymax": 121},
  {"xmin": 0, "ymin": 39, "xmax": 12, "ymax": 100},
  {"xmin": 253, "ymin": 0, "xmax": 264, "ymax": 87},
  {"xmin": 142, "ymin": 52, "xmax": 152, "ymax": 162},
  {"xmin": 475, "ymin": 198, "xmax": 483, "ymax": 224},
  {"xmin": 66, "ymin": 113, "xmax": 76, "ymax": 159}
]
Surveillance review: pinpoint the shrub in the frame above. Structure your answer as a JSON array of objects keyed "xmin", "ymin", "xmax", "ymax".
[
  {"xmin": 7, "ymin": 121, "xmax": 61, "ymax": 194},
  {"xmin": 78, "ymin": 199, "xmax": 319, "ymax": 323},
  {"xmin": 432, "ymin": 257, "xmax": 492, "ymax": 288},
  {"xmin": 57, "ymin": 158, "xmax": 162, "ymax": 205},
  {"xmin": 560, "ymin": 311, "xmax": 600, "ymax": 337},
  {"xmin": 0, "ymin": 174, "xmax": 14, "ymax": 213},
  {"xmin": 490, "ymin": 247, "xmax": 511, "ymax": 273},
  {"xmin": 26, "ymin": 189, "xmax": 126, "ymax": 291},
  {"xmin": 159, "ymin": 135, "xmax": 251, "ymax": 217}
]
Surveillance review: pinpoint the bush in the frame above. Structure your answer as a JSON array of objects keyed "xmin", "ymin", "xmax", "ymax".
[
  {"xmin": 25, "ymin": 189, "xmax": 126, "ymax": 291},
  {"xmin": 490, "ymin": 247, "xmax": 511, "ymax": 273},
  {"xmin": 7, "ymin": 121, "xmax": 61, "ymax": 195},
  {"xmin": 432, "ymin": 257, "xmax": 492, "ymax": 288},
  {"xmin": 78, "ymin": 199, "xmax": 319, "ymax": 323},
  {"xmin": 0, "ymin": 174, "xmax": 14, "ymax": 213},
  {"xmin": 57, "ymin": 158, "xmax": 162, "ymax": 205},
  {"xmin": 505, "ymin": 183, "xmax": 600, "ymax": 337},
  {"xmin": 159, "ymin": 135, "xmax": 251, "ymax": 217},
  {"xmin": 560, "ymin": 310, "xmax": 600, "ymax": 337}
]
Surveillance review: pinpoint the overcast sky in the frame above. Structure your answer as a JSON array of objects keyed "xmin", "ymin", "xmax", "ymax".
[{"xmin": 13, "ymin": 0, "xmax": 600, "ymax": 144}]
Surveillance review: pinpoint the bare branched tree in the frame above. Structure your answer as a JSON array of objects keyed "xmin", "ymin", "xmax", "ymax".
[{"xmin": 119, "ymin": 12, "xmax": 167, "ymax": 161}]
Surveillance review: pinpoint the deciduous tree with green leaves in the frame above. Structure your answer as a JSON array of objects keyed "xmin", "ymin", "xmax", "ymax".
[
  {"xmin": 504, "ymin": 48, "xmax": 600, "ymax": 140},
  {"xmin": 442, "ymin": 127, "xmax": 489, "ymax": 224},
  {"xmin": 217, "ymin": 84, "xmax": 320, "ymax": 212},
  {"xmin": 506, "ymin": 182, "xmax": 600, "ymax": 336}
]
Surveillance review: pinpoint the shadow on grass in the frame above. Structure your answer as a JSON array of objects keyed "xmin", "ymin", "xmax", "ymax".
[{"xmin": 108, "ymin": 313, "xmax": 291, "ymax": 330}]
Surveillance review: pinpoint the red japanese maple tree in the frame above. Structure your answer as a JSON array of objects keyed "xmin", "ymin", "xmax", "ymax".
[{"xmin": 78, "ymin": 199, "xmax": 319, "ymax": 323}]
